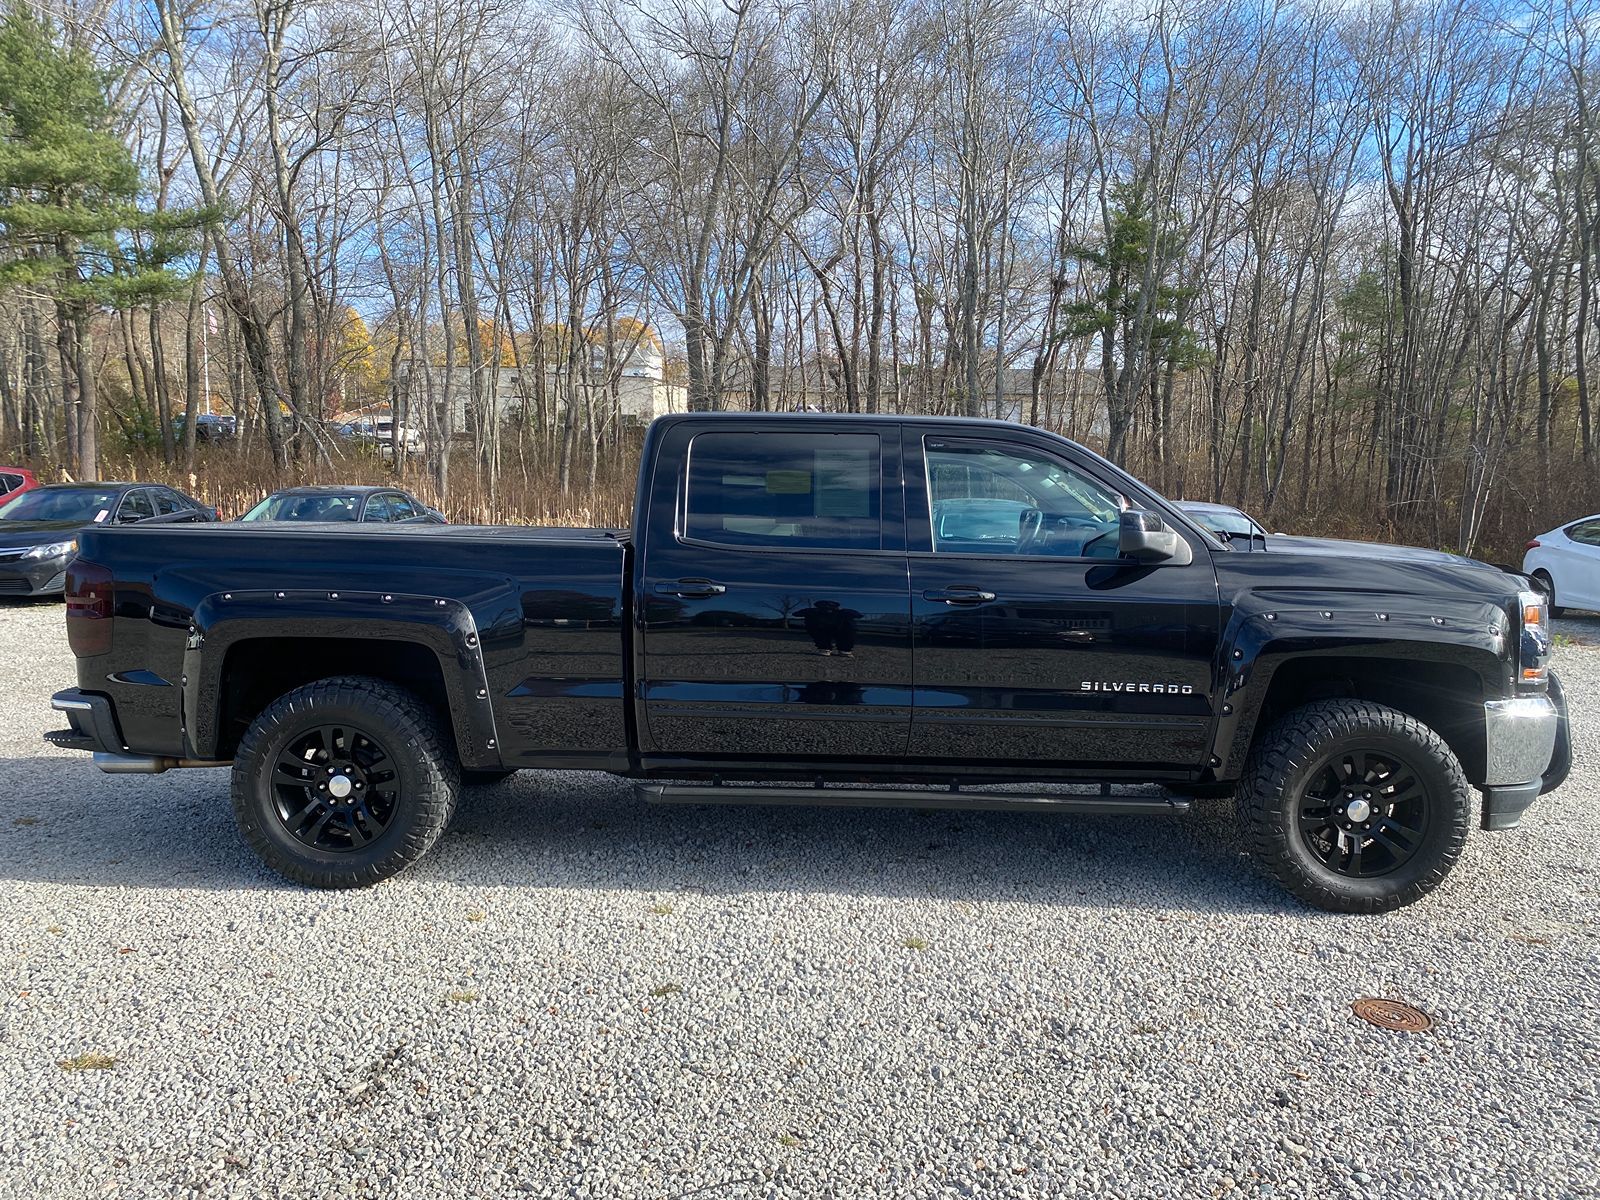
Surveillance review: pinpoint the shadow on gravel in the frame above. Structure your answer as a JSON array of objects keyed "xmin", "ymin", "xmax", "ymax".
[{"xmin": 0, "ymin": 753, "xmax": 1282, "ymax": 914}]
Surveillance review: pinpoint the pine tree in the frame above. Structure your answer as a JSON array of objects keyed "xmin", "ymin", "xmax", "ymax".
[
  {"xmin": 0, "ymin": 4, "xmax": 200, "ymax": 476},
  {"xmin": 1063, "ymin": 184, "xmax": 1202, "ymax": 465}
]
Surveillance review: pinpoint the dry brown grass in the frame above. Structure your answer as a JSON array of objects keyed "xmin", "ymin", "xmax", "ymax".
[
  {"xmin": 50, "ymin": 439, "xmax": 638, "ymax": 528},
  {"xmin": 59, "ymin": 1052, "xmax": 117, "ymax": 1071},
  {"xmin": 12, "ymin": 431, "xmax": 1597, "ymax": 562},
  {"xmin": 1132, "ymin": 444, "xmax": 1600, "ymax": 564}
]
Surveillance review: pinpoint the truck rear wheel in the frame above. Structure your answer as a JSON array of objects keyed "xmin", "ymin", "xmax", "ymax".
[
  {"xmin": 231, "ymin": 676, "xmax": 459, "ymax": 888},
  {"xmin": 1240, "ymin": 700, "xmax": 1470, "ymax": 914}
]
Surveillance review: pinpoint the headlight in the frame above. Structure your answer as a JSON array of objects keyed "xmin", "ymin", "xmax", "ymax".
[
  {"xmin": 1517, "ymin": 589, "xmax": 1550, "ymax": 685},
  {"xmin": 23, "ymin": 539, "xmax": 76, "ymax": 560}
]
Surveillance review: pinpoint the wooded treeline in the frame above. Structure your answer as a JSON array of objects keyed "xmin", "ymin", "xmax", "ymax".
[{"xmin": 0, "ymin": 0, "xmax": 1597, "ymax": 554}]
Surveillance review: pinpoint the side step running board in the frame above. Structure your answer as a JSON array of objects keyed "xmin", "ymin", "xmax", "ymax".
[{"xmin": 635, "ymin": 783, "xmax": 1189, "ymax": 815}]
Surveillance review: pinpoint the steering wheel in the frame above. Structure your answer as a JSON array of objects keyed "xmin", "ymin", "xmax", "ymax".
[{"xmin": 1016, "ymin": 507, "xmax": 1044, "ymax": 553}]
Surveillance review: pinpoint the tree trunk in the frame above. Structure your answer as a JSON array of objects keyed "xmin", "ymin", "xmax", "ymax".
[
  {"xmin": 158, "ymin": 0, "xmax": 288, "ymax": 469},
  {"xmin": 150, "ymin": 304, "xmax": 175, "ymax": 463},
  {"xmin": 181, "ymin": 248, "xmax": 208, "ymax": 470}
]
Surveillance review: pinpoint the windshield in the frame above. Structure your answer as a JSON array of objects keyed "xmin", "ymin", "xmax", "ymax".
[
  {"xmin": 1189, "ymin": 508, "xmax": 1260, "ymax": 537},
  {"xmin": 241, "ymin": 493, "xmax": 362, "ymax": 522},
  {"xmin": 0, "ymin": 487, "xmax": 118, "ymax": 523}
]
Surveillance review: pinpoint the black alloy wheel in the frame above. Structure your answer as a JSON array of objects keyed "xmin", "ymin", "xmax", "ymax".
[
  {"xmin": 1240, "ymin": 699, "xmax": 1470, "ymax": 913},
  {"xmin": 272, "ymin": 723, "xmax": 400, "ymax": 852},
  {"xmin": 1293, "ymin": 748, "xmax": 1429, "ymax": 878},
  {"xmin": 232, "ymin": 676, "xmax": 459, "ymax": 888}
]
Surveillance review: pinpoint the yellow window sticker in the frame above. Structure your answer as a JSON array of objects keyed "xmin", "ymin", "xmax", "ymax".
[{"xmin": 766, "ymin": 470, "xmax": 812, "ymax": 495}]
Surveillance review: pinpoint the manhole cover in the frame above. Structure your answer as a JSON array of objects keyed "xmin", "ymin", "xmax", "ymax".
[{"xmin": 1351, "ymin": 997, "xmax": 1433, "ymax": 1032}]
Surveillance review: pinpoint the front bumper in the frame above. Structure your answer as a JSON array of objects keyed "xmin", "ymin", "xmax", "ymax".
[
  {"xmin": 1479, "ymin": 674, "xmax": 1570, "ymax": 830},
  {"xmin": 0, "ymin": 551, "xmax": 71, "ymax": 595}
]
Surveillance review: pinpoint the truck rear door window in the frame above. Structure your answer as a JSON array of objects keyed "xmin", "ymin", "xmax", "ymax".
[{"xmin": 685, "ymin": 432, "xmax": 881, "ymax": 550}]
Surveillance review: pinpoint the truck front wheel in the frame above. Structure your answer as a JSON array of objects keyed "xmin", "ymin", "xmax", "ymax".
[
  {"xmin": 231, "ymin": 676, "xmax": 460, "ymax": 888},
  {"xmin": 1240, "ymin": 700, "xmax": 1470, "ymax": 914}
]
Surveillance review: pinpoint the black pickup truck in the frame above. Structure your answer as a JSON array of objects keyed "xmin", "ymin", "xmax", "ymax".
[{"xmin": 47, "ymin": 414, "xmax": 1570, "ymax": 912}]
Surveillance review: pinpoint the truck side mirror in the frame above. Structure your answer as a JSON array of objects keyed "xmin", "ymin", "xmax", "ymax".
[{"xmin": 1119, "ymin": 509, "xmax": 1193, "ymax": 565}]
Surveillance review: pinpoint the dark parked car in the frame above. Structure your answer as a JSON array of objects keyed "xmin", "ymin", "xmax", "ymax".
[
  {"xmin": 173, "ymin": 413, "xmax": 239, "ymax": 443},
  {"xmin": 48, "ymin": 413, "xmax": 1568, "ymax": 913},
  {"xmin": 1, "ymin": 467, "xmax": 38, "ymax": 501},
  {"xmin": 1176, "ymin": 501, "xmax": 1267, "ymax": 541},
  {"xmin": 0, "ymin": 482, "xmax": 215, "ymax": 596},
  {"xmin": 239, "ymin": 486, "xmax": 444, "ymax": 524}
]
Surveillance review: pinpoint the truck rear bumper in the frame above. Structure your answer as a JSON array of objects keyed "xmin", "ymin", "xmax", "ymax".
[
  {"xmin": 46, "ymin": 689, "xmax": 228, "ymax": 773},
  {"xmin": 46, "ymin": 688, "xmax": 124, "ymax": 754},
  {"xmin": 1479, "ymin": 674, "xmax": 1568, "ymax": 830}
]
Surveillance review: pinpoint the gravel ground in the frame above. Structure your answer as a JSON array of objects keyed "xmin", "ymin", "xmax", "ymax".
[{"xmin": 0, "ymin": 598, "xmax": 1597, "ymax": 1200}]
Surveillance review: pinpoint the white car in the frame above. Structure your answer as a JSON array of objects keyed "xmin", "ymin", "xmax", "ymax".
[
  {"xmin": 339, "ymin": 417, "xmax": 424, "ymax": 457},
  {"xmin": 1523, "ymin": 514, "xmax": 1600, "ymax": 616}
]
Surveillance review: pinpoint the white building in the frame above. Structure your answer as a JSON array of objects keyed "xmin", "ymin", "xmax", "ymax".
[{"xmin": 394, "ymin": 323, "xmax": 686, "ymax": 435}]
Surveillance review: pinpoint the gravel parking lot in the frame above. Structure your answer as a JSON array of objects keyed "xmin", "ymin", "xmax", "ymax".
[{"xmin": 0, "ymin": 599, "xmax": 1597, "ymax": 1199}]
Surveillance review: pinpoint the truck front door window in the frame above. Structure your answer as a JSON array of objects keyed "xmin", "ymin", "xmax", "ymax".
[
  {"xmin": 925, "ymin": 442, "xmax": 1122, "ymax": 558},
  {"xmin": 685, "ymin": 432, "xmax": 881, "ymax": 550}
]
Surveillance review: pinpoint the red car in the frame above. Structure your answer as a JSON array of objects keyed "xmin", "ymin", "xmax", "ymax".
[{"xmin": 0, "ymin": 467, "xmax": 37, "ymax": 501}]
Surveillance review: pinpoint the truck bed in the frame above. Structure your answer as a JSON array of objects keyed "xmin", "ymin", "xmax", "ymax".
[{"xmin": 70, "ymin": 521, "xmax": 634, "ymax": 769}]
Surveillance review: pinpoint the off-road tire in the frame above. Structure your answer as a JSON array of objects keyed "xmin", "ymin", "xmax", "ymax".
[
  {"xmin": 232, "ymin": 676, "xmax": 459, "ymax": 888},
  {"xmin": 1240, "ymin": 700, "xmax": 1470, "ymax": 914}
]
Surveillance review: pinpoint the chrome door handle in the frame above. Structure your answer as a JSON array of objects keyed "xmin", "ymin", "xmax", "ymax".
[
  {"xmin": 923, "ymin": 587, "xmax": 996, "ymax": 605},
  {"xmin": 655, "ymin": 579, "xmax": 727, "ymax": 599}
]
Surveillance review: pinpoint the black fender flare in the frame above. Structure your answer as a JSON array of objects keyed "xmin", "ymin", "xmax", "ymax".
[
  {"xmin": 180, "ymin": 588, "xmax": 503, "ymax": 768},
  {"xmin": 1208, "ymin": 592, "xmax": 1514, "ymax": 781}
]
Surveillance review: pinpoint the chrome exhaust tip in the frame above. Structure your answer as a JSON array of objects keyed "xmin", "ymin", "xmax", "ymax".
[
  {"xmin": 94, "ymin": 752, "xmax": 172, "ymax": 774},
  {"xmin": 92, "ymin": 752, "xmax": 229, "ymax": 774}
]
